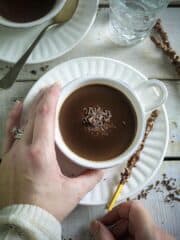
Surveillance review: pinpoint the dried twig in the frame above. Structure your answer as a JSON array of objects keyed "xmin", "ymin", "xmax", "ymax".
[
  {"xmin": 106, "ymin": 110, "xmax": 160, "ymax": 211},
  {"xmin": 120, "ymin": 110, "xmax": 160, "ymax": 185},
  {"xmin": 150, "ymin": 19, "xmax": 180, "ymax": 75}
]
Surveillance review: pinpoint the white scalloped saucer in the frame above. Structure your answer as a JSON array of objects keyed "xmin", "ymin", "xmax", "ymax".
[{"xmin": 23, "ymin": 57, "xmax": 169, "ymax": 206}]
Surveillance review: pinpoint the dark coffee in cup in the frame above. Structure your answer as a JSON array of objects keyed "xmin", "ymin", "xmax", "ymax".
[
  {"xmin": 59, "ymin": 84, "xmax": 137, "ymax": 161},
  {"xmin": 0, "ymin": 0, "xmax": 56, "ymax": 23}
]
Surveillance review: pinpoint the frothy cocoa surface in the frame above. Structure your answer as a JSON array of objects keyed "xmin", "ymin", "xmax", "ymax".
[{"xmin": 60, "ymin": 84, "xmax": 137, "ymax": 161}]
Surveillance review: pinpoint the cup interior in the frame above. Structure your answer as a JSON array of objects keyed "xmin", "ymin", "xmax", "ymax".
[
  {"xmin": 55, "ymin": 78, "xmax": 145, "ymax": 169},
  {"xmin": 0, "ymin": 0, "xmax": 67, "ymax": 28}
]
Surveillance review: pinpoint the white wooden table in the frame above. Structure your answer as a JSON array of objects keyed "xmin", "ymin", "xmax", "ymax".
[{"xmin": 0, "ymin": 1, "xmax": 180, "ymax": 239}]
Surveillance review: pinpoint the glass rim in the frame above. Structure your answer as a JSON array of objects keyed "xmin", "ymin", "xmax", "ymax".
[{"xmin": 109, "ymin": 0, "xmax": 169, "ymax": 16}]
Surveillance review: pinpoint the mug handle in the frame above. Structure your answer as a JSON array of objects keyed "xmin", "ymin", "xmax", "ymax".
[{"xmin": 134, "ymin": 80, "xmax": 168, "ymax": 113}]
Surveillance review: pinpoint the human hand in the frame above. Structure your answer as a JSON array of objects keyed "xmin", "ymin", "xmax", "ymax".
[
  {"xmin": 90, "ymin": 201, "xmax": 175, "ymax": 240},
  {"xmin": 0, "ymin": 83, "xmax": 103, "ymax": 221}
]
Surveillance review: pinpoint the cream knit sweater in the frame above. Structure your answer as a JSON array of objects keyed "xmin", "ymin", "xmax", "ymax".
[{"xmin": 0, "ymin": 205, "xmax": 61, "ymax": 240}]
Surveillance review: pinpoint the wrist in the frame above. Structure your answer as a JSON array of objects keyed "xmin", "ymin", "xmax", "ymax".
[{"xmin": 0, "ymin": 204, "xmax": 62, "ymax": 239}]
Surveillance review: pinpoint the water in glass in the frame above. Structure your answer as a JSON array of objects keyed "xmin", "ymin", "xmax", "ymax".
[{"xmin": 109, "ymin": 0, "xmax": 169, "ymax": 46}]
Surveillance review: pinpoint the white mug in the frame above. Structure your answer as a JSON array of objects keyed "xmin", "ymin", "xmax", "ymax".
[{"xmin": 55, "ymin": 78, "xmax": 168, "ymax": 169}]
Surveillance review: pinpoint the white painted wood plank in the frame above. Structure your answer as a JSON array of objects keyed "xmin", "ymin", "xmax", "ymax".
[
  {"xmin": 164, "ymin": 81, "xmax": 180, "ymax": 156},
  {"xmin": 100, "ymin": 0, "xmax": 108, "ymax": 4},
  {"xmin": 0, "ymin": 62, "xmax": 50, "ymax": 82},
  {"xmin": 62, "ymin": 161, "xmax": 180, "ymax": 240},
  {"xmin": 0, "ymin": 8, "xmax": 180, "ymax": 81}
]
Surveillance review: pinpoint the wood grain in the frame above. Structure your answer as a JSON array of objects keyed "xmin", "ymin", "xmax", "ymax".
[
  {"xmin": 62, "ymin": 161, "xmax": 180, "ymax": 240},
  {"xmin": 164, "ymin": 81, "xmax": 180, "ymax": 156},
  {"xmin": 0, "ymin": 8, "xmax": 180, "ymax": 81}
]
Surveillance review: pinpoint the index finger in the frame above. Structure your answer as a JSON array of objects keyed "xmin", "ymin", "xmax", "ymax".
[
  {"xmin": 100, "ymin": 202, "xmax": 132, "ymax": 226},
  {"xmin": 32, "ymin": 83, "xmax": 61, "ymax": 145}
]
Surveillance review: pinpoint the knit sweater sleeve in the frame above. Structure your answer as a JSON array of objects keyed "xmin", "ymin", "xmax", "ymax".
[{"xmin": 0, "ymin": 205, "xmax": 62, "ymax": 240}]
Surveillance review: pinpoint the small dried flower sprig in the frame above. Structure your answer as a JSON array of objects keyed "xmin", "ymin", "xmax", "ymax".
[{"xmin": 150, "ymin": 19, "xmax": 180, "ymax": 75}]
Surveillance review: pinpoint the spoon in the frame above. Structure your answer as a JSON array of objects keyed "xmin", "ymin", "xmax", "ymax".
[{"xmin": 0, "ymin": 0, "xmax": 78, "ymax": 89}]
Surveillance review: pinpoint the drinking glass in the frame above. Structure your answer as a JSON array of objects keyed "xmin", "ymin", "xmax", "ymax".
[{"xmin": 109, "ymin": 0, "xmax": 169, "ymax": 46}]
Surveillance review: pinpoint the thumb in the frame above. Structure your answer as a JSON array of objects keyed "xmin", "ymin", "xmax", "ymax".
[
  {"xmin": 90, "ymin": 221, "xmax": 115, "ymax": 240},
  {"xmin": 72, "ymin": 170, "xmax": 103, "ymax": 196}
]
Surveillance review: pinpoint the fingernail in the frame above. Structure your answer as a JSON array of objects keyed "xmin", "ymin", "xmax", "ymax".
[{"xmin": 90, "ymin": 220, "xmax": 100, "ymax": 236}]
